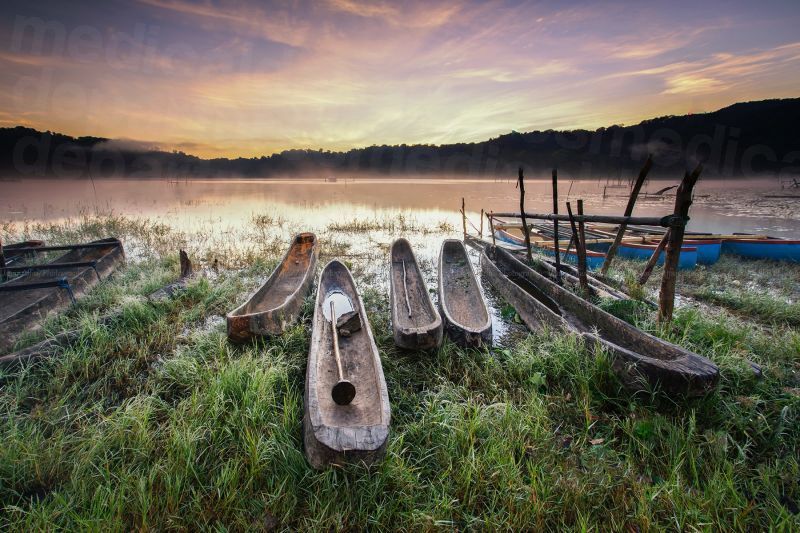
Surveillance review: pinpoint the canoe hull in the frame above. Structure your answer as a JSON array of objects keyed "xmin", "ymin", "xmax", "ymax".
[
  {"xmin": 389, "ymin": 238, "xmax": 443, "ymax": 350},
  {"xmin": 0, "ymin": 238, "xmax": 125, "ymax": 354},
  {"xmin": 438, "ymin": 240, "xmax": 492, "ymax": 348},
  {"xmin": 481, "ymin": 245, "xmax": 718, "ymax": 397},
  {"xmin": 227, "ymin": 233, "xmax": 318, "ymax": 343},
  {"xmin": 722, "ymin": 239, "xmax": 800, "ymax": 262},
  {"xmin": 304, "ymin": 260, "xmax": 390, "ymax": 469}
]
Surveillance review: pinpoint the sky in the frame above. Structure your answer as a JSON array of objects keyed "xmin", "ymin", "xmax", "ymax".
[{"xmin": 0, "ymin": 0, "xmax": 798, "ymax": 158}]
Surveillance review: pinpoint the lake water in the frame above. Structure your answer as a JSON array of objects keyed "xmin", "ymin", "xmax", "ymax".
[{"xmin": 2, "ymin": 176, "xmax": 798, "ymax": 237}]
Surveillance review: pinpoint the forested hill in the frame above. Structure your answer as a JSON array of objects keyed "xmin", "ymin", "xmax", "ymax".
[{"xmin": 1, "ymin": 98, "xmax": 798, "ymax": 179}]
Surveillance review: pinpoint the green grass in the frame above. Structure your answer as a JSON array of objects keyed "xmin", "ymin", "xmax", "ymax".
[{"xmin": 1, "ymin": 215, "xmax": 799, "ymax": 530}]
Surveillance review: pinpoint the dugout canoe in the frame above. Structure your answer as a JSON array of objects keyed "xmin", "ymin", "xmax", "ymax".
[
  {"xmin": 0, "ymin": 238, "xmax": 125, "ymax": 354},
  {"xmin": 466, "ymin": 235, "xmax": 629, "ymax": 301},
  {"xmin": 480, "ymin": 244, "xmax": 718, "ymax": 397},
  {"xmin": 2, "ymin": 240, "xmax": 45, "ymax": 268},
  {"xmin": 438, "ymin": 239, "xmax": 492, "ymax": 348},
  {"xmin": 304, "ymin": 260, "xmax": 390, "ymax": 469},
  {"xmin": 227, "ymin": 233, "xmax": 318, "ymax": 343},
  {"xmin": 389, "ymin": 238, "xmax": 443, "ymax": 349}
]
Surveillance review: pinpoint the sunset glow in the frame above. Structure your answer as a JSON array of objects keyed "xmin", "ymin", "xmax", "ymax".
[{"xmin": 1, "ymin": 0, "xmax": 798, "ymax": 158}]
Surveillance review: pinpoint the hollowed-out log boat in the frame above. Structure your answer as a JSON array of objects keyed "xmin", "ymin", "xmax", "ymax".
[
  {"xmin": 304, "ymin": 260, "xmax": 390, "ymax": 469},
  {"xmin": 480, "ymin": 244, "xmax": 718, "ymax": 397},
  {"xmin": 0, "ymin": 238, "xmax": 125, "ymax": 354},
  {"xmin": 2, "ymin": 240, "xmax": 45, "ymax": 266},
  {"xmin": 389, "ymin": 238, "xmax": 442, "ymax": 349},
  {"xmin": 438, "ymin": 239, "xmax": 491, "ymax": 348},
  {"xmin": 227, "ymin": 233, "xmax": 318, "ymax": 343}
]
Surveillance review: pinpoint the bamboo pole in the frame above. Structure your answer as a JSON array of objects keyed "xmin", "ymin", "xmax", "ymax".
[
  {"xmin": 552, "ymin": 168, "xmax": 562, "ymax": 285},
  {"xmin": 461, "ymin": 197, "xmax": 467, "ymax": 241},
  {"xmin": 518, "ymin": 167, "xmax": 533, "ymax": 263},
  {"xmin": 0, "ymin": 237, "xmax": 5, "ymax": 282},
  {"xmin": 489, "ymin": 212, "xmax": 496, "ymax": 245},
  {"xmin": 638, "ymin": 229, "xmax": 670, "ymax": 286},
  {"xmin": 565, "ymin": 202, "xmax": 588, "ymax": 291},
  {"xmin": 658, "ymin": 165, "xmax": 703, "ymax": 323},
  {"xmin": 577, "ymin": 199, "xmax": 588, "ymax": 290},
  {"xmin": 488, "ymin": 212, "xmax": 681, "ymax": 227},
  {"xmin": 600, "ymin": 156, "xmax": 653, "ymax": 276}
]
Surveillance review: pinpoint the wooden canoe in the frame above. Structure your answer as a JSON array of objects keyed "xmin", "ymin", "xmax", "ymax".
[
  {"xmin": 389, "ymin": 238, "xmax": 443, "ymax": 349},
  {"xmin": 480, "ymin": 244, "xmax": 718, "ymax": 397},
  {"xmin": 465, "ymin": 235, "xmax": 628, "ymax": 301},
  {"xmin": 227, "ymin": 232, "xmax": 318, "ymax": 343},
  {"xmin": 0, "ymin": 238, "xmax": 125, "ymax": 354},
  {"xmin": 438, "ymin": 239, "xmax": 492, "ymax": 348},
  {"xmin": 2, "ymin": 240, "xmax": 45, "ymax": 266},
  {"xmin": 304, "ymin": 260, "xmax": 390, "ymax": 469}
]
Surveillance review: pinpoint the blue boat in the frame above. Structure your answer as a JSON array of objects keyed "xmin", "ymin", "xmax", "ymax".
[
  {"xmin": 677, "ymin": 240, "xmax": 721, "ymax": 265},
  {"xmin": 722, "ymin": 238, "xmax": 800, "ymax": 262},
  {"xmin": 586, "ymin": 241, "xmax": 698, "ymax": 269},
  {"xmin": 495, "ymin": 229, "xmax": 605, "ymax": 270}
]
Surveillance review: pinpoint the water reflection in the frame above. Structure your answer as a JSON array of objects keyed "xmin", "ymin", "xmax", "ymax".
[{"xmin": 2, "ymin": 176, "xmax": 797, "ymax": 236}]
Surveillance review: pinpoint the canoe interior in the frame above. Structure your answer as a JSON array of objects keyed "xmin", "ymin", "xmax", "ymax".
[
  {"xmin": 0, "ymin": 238, "xmax": 124, "ymax": 353},
  {"xmin": 305, "ymin": 260, "xmax": 389, "ymax": 468},
  {"xmin": 236, "ymin": 233, "xmax": 316, "ymax": 315},
  {"xmin": 390, "ymin": 238, "xmax": 441, "ymax": 348},
  {"xmin": 439, "ymin": 240, "xmax": 491, "ymax": 333}
]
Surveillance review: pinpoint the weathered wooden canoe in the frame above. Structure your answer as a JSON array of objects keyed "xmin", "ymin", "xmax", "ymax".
[
  {"xmin": 480, "ymin": 244, "xmax": 718, "ymax": 397},
  {"xmin": 1, "ymin": 250, "xmax": 193, "ymax": 368},
  {"xmin": 0, "ymin": 238, "xmax": 125, "ymax": 354},
  {"xmin": 438, "ymin": 239, "xmax": 491, "ymax": 348},
  {"xmin": 466, "ymin": 235, "xmax": 629, "ymax": 301},
  {"xmin": 227, "ymin": 233, "xmax": 318, "ymax": 343},
  {"xmin": 389, "ymin": 238, "xmax": 443, "ymax": 349},
  {"xmin": 2, "ymin": 240, "xmax": 45, "ymax": 266},
  {"xmin": 304, "ymin": 260, "xmax": 390, "ymax": 469}
]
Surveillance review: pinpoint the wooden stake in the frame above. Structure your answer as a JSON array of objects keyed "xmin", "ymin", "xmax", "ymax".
[
  {"xmin": 489, "ymin": 212, "xmax": 496, "ymax": 245},
  {"xmin": 658, "ymin": 165, "xmax": 703, "ymax": 323},
  {"xmin": 600, "ymin": 155, "xmax": 653, "ymax": 276},
  {"xmin": 551, "ymin": 168, "xmax": 562, "ymax": 284},
  {"xmin": 179, "ymin": 249, "xmax": 193, "ymax": 278},
  {"xmin": 479, "ymin": 209, "xmax": 484, "ymax": 238},
  {"xmin": 518, "ymin": 167, "xmax": 533, "ymax": 263},
  {"xmin": 638, "ymin": 229, "xmax": 670, "ymax": 286},
  {"xmin": 461, "ymin": 197, "xmax": 467, "ymax": 241},
  {"xmin": 576, "ymin": 199, "xmax": 589, "ymax": 291},
  {"xmin": 0, "ymin": 237, "xmax": 5, "ymax": 282}
]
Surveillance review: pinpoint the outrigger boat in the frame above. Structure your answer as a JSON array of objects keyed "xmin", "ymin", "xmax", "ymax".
[
  {"xmin": 0, "ymin": 238, "xmax": 125, "ymax": 354},
  {"xmin": 227, "ymin": 233, "xmax": 318, "ymax": 343},
  {"xmin": 480, "ymin": 244, "xmax": 719, "ymax": 397},
  {"xmin": 496, "ymin": 227, "xmax": 700, "ymax": 269},
  {"xmin": 591, "ymin": 224, "xmax": 800, "ymax": 263},
  {"xmin": 389, "ymin": 238, "xmax": 443, "ymax": 349},
  {"xmin": 721, "ymin": 237, "xmax": 800, "ymax": 262},
  {"xmin": 438, "ymin": 239, "xmax": 492, "ymax": 348},
  {"xmin": 304, "ymin": 260, "xmax": 390, "ymax": 469}
]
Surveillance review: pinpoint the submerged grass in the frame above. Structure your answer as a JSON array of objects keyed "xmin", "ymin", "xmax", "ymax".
[{"xmin": 1, "ymin": 215, "xmax": 799, "ymax": 531}]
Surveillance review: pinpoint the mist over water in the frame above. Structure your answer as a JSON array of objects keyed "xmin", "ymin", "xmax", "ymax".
[{"xmin": 2, "ymin": 175, "xmax": 797, "ymax": 237}]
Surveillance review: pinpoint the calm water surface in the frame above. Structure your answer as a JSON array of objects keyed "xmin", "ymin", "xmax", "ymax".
[{"xmin": 2, "ymin": 176, "xmax": 798, "ymax": 236}]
